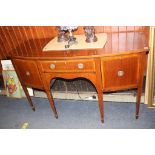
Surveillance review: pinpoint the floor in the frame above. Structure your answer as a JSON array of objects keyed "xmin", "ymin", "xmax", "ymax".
[{"xmin": 0, "ymin": 95, "xmax": 155, "ymax": 129}]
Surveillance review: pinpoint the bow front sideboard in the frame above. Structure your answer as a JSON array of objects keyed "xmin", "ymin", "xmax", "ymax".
[{"xmin": 11, "ymin": 32, "xmax": 148, "ymax": 123}]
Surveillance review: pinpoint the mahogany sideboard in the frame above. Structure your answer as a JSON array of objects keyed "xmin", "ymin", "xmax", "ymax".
[{"xmin": 11, "ymin": 32, "xmax": 149, "ymax": 123}]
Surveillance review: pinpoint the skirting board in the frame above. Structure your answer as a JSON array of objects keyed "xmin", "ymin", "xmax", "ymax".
[{"xmin": 34, "ymin": 90, "xmax": 145, "ymax": 104}]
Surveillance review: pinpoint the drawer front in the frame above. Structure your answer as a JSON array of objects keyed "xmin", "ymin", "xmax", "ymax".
[
  {"xmin": 40, "ymin": 61, "xmax": 67, "ymax": 72},
  {"xmin": 40, "ymin": 59, "xmax": 95, "ymax": 73},
  {"xmin": 67, "ymin": 59, "xmax": 95, "ymax": 72},
  {"xmin": 101, "ymin": 55, "xmax": 138, "ymax": 90},
  {"xmin": 13, "ymin": 59, "xmax": 43, "ymax": 89}
]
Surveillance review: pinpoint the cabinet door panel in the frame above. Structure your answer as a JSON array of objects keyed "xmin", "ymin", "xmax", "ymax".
[
  {"xmin": 13, "ymin": 59, "xmax": 43, "ymax": 89},
  {"xmin": 101, "ymin": 55, "xmax": 138, "ymax": 91}
]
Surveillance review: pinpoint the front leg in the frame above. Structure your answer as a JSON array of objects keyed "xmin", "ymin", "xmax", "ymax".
[
  {"xmin": 97, "ymin": 91, "xmax": 104, "ymax": 123},
  {"xmin": 39, "ymin": 72, "xmax": 58, "ymax": 119},
  {"xmin": 136, "ymin": 84, "xmax": 143, "ymax": 119},
  {"xmin": 136, "ymin": 53, "xmax": 146, "ymax": 119},
  {"xmin": 22, "ymin": 85, "xmax": 35, "ymax": 111},
  {"xmin": 94, "ymin": 58, "xmax": 104, "ymax": 123},
  {"xmin": 45, "ymin": 89, "xmax": 58, "ymax": 119},
  {"xmin": 85, "ymin": 77, "xmax": 104, "ymax": 123}
]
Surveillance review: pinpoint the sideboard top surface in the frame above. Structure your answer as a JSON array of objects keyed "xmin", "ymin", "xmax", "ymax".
[{"xmin": 13, "ymin": 32, "xmax": 149, "ymax": 60}]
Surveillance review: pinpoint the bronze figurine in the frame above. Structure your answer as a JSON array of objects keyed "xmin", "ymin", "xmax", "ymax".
[
  {"xmin": 57, "ymin": 26, "xmax": 68, "ymax": 42},
  {"xmin": 84, "ymin": 26, "xmax": 97, "ymax": 43}
]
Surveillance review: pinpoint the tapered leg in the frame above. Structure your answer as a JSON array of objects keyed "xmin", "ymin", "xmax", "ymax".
[
  {"xmin": 22, "ymin": 85, "xmax": 35, "ymax": 111},
  {"xmin": 89, "ymin": 77, "xmax": 104, "ymax": 123},
  {"xmin": 97, "ymin": 91, "xmax": 104, "ymax": 123},
  {"xmin": 136, "ymin": 72, "xmax": 144, "ymax": 119},
  {"xmin": 46, "ymin": 90, "xmax": 58, "ymax": 119},
  {"xmin": 136, "ymin": 86, "xmax": 143, "ymax": 119},
  {"xmin": 94, "ymin": 58, "xmax": 104, "ymax": 123},
  {"xmin": 136, "ymin": 53, "xmax": 146, "ymax": 119}
]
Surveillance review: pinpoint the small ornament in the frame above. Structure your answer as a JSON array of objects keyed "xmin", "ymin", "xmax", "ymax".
[
  {"xmin": 57, "ymin": 26, "xmax": 68, "ymax": 42},
  {"xmin": 84, "ymin": 26, "xmax": 97, "ymax": 43},
  {"xmin": 58, "ymin": 26, "xmax": 78, "ymax": 48}
]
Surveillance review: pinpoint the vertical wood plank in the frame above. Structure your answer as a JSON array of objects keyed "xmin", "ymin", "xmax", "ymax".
[
  {"xmin": 104, "ymin": 33, "xmax": 112, "ymax": 53},
  {"xmin": 16, "ymin": 26, "xmax": 28, "ymax": 56},
  {"xmin": 35, "ymin": 26, "xmax": 47, "ymax": 49},
  {"xmin": 33, "ymin": 26, "xmax": 43, "ymax": 56},
  {"xmin": 112, "ymin": 33, "xmax": 119, "ymax": 51},
  {"xmin": 119, "ymin": 32, "xmax": 127, "ymax": 51},
  {"xmin": 119, "ymin": 26, "xmax": 126, "ymax": 32},
  {"xmin": 11, "ymin": 26, "xmax": 22, "ymax": 56},
  {"xmin": 0, "ymin": 37, "xmax": 7, "ymax": 59},
  {"xmin": 21, "ymin": 26, "xmax": 32, "ymax": 56},
  {"xmin": 104, "ymin": 26, "xmax": 112, "ymax": 33},
  {"xmin": 126, "ymin": 31, "xmax": 134, "ymax": 50},
  {"xmin": 112, "ymin": 26, "xmax": 119, "ymax": 33},
  {"xmin": 28, "ymin": 26, "xmax": 38, "ymax": 56},
  {"xmin": 6, "ymin": 26, "xmax": 20, "ymax": 56},
  {"xmin": 0, "ymin": 26, "xmax": 13, "ymax": 58},
  {"xmin": 127, "ymin": 26, "xmax": 135, "ymax": 31},
  {"xmin": 94, "ymin": 26, "xmax": 104, "ymax": 33}
]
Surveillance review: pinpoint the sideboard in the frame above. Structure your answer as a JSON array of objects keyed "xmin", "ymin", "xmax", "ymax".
[{"xmin": 11, "ymin": 32, "xmax": 149, "ymax": 123}]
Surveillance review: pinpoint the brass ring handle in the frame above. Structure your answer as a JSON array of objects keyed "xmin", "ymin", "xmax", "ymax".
[
  {"xmin": 26, "ymin": 71, "xmax": 30, "ymax": 76},
  {"xmin": 77, "ymin": 63, "xmax": 84, "ymax": 69},
  {"xmin": 50, "ymin": 64, "xmax": 56, "ymax": 69},
  {"xmin": 117, "ymin": 70, "xmax": 124, "ymax": 77}
]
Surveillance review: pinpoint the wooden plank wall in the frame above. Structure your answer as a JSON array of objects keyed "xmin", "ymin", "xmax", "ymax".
[{"xmin": 0, "ymin": 26, "xmax": 149, "ymax": 59}]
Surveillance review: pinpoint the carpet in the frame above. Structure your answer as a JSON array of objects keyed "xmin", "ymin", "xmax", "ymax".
[{"xmin": 0, "ymin": 95, "xmax": 155, "ymax": 129}]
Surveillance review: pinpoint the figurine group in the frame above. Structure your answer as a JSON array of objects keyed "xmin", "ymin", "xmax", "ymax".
[{"xmin": 57, "ymin": 26, "xmax": 97, "ymax": 43}]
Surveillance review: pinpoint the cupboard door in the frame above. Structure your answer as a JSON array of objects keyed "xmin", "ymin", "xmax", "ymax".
[
  {"xmin": 13, "ymin": 59, "xmax": 43, "ymax": 89},
  {"xmin": 101, "ymin": 55, "xmax": 138, "ymax": 91}
]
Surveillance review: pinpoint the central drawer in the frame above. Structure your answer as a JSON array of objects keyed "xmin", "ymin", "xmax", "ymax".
[{"xmin": 40, "ymin": 59, "xmax": 95, "ymax": 73}]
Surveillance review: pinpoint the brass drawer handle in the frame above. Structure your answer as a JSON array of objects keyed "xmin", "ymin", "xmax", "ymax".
[
  {"xmin": 26, "ymin": 71, "xmax": 30, "ymax": 76},
  {"xmin": 77, "ymin": 63, "xmax": 84, "ymax": 69},
  {"xmin": 117, "ymin": 70, "xmax": 124, "ymax": 77},
  {"xmin": 50, "ymin": 64, "xmax": 56, "ymax": 69}
]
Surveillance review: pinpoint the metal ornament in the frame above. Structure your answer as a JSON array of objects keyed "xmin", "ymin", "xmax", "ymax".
[
  {"xmin": 57, "ymin": 26, "xmax": 69, "ymax": 42},
  {"xmin": 84, "ymin": 26, "xmax": 97, "ymax": 43}
]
